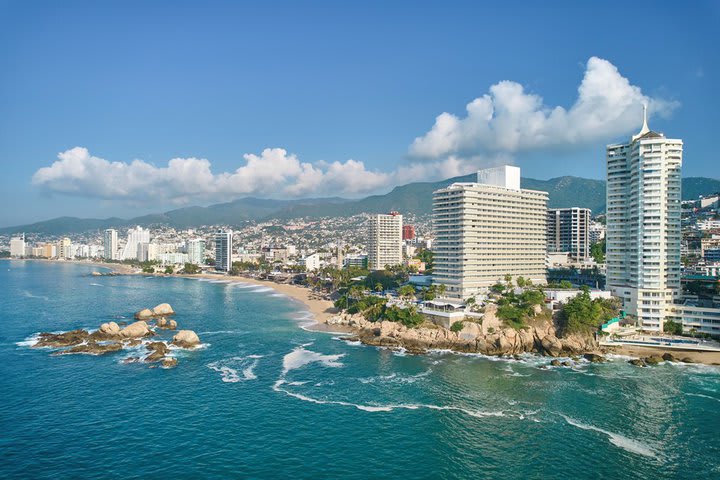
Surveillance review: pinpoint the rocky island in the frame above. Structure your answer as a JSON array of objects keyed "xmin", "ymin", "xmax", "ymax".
[{"xmin": 31, "ymin": 303, "xmax": 201, "ymax": 368}]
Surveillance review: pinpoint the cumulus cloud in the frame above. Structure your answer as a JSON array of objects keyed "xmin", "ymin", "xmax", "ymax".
[
  {"xmin": 32, "ymin": 147, "xmax": 392, "ymax": 203},
  {"xmin": 409, "ymin": 56, "xmax": 679, "ymax": 159},
  {"xmin": 32, "ymin": 57, "xmax": 680, "ymax": 204}
]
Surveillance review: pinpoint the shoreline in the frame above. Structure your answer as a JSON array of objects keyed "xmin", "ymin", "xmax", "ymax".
[{"xmin": 8, "ymin": 258, "xmax": 719, "ymax": 365}]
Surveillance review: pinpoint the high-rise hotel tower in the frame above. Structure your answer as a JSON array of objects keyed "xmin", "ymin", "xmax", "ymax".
[
  {"xmin": 368, "ymin": 212, "xmax": 403, "ymax": 270},
  {"xmin": 433, "ymin": 166, "xmax": 548, "ymax": 300},
  {"xmin": 606, "ymin": 107, "xmax": 682, "ymax": 332}
]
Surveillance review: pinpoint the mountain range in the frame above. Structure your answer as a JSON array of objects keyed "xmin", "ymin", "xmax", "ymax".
[{"xmin": 2, "ymin": 175, "xmax": 718, "ymax": 235}]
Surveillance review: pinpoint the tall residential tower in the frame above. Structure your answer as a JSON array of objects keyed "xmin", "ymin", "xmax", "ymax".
[
  {"xmin": 547, "ymin": 208, "xmax": 591, "ymax": 261},
  {"xmin": 103, "ymin": 229, "xmax": 118, "ymax": 260},
  {"xmin": 606, "ymin": 107, "xmax": 682, "ymax": 332},
  {"xmin": 214, "ymin": 231, "xmax": 233, "ymax": 272},
  {"xmin": 367, "ymin": 212, "xmax": 403, "ymax": 270},
  {"xmin": 433, "ymin": 166, "xmax": 548, "ymax": 300}
]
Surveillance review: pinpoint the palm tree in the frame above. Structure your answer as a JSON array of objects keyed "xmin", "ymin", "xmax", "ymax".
[{"xmin": 375, "ymin": 282, "xmax": 383, "ymax": 294}]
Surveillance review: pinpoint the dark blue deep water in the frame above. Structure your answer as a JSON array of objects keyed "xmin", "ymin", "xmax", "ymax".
[{"xmin": 1, "ymin": 260, "xmax": 719, "ymax": 479}]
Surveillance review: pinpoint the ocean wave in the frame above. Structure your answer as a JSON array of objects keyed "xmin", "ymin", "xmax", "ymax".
[
  {"xmin": 358, "ymin": 369, "xmax": 432, "ymax": 385},
  {"xmin": 274, "ymin": 379, "xmax": 514, "ymax": 418},
  {"xmin": 281, "ymin": 345, "xmax": 345, "ymax": 375},
  {"xmin": 687, "ymin": 392, "xmax": 720, "ymax": 403},
  {"xmin": 89, "ymin": 283, "xmax": 103, "ymax": 287},
  {"xmin": 198, "ymin": 330, "xmax": 249, "ymax": 336},
  {"xmin": 22, "ymin": 290, "xmax": 49, "ymax": 301},
  {"xmin": 559, "ymin": 414, "xmax": 657, "ymax": 458},
  {"xmin": 249, "ymin": 287, "xmax": 274, "ymax": 293},
  {"xmin": 207, "ymin": 355, "xmax": 262, "ymax": 383}
]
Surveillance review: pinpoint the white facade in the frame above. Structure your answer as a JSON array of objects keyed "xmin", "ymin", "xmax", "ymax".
[
  {"xmin": 121, "ymin": 226, "xmax": 150, "ymax": 260},
  {"xmin": 187, "ymin": 239, "xmax": 206, "ymax": 265},
  {"xmin": 10, "ymin": 235, "xmax": 25, "ymax": 257},
  {"xmin": 368, "ymin": 213, "xmax": 403, "ymax": 270},
  {"xmin": 214, "ymin": 231, "xmax": 233, "ymax": 272},
  {"xmin": 606, "ymin": 108, "xmax": 682, "ymax": 332},
  {"xmin": 103, "ymin": 229, "xmax": 118, "ymax": 260},
  {"xmin": 303, "ymin": 252, "xmax": 321, "ymax": 272},
  {"xmin": 433, "ymin": 166, "xmax": 548, "ymax": 300}
]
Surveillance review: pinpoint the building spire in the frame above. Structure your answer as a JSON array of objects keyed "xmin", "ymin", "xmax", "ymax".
[{"xmin": 632, "ymin": 103, "xmax": 650, "ymax": 141}]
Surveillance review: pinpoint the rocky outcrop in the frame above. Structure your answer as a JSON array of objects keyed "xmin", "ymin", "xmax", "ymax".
[
  {"xmin": 34, "ymin": 329, "xmax": 89, "ymax": 348},
  {"xmin": 120, "ymin": 321, "xmax": 151, "ymax": 338},
  {"xmin": 29, "ymin": 305, "xmax": 191, "ymax": 369},
  {"xmin": 161, "ymin": 358, "xmax": 178, "ymax": 368},
  {"xmin": 135, "ymin": 308, "xmax": 154, "ymax": 320},
  {"xmin": 145, "ymin": 342, "xmax": 169, "ymax": 362},
  {"xmin": 152, "ymin": 303, "xmax": 175, "ymax": 316},
  {"xmin": 56, "ymin": 341, "xmax": 123, "ymax": 355},
  {"xmin": 98, "ymin": 321, "xmax": 121, "ymax": 336},
  {"xmin": 328, "ymin": 312, "xmax": 599, "ymax": 358},
  {"xmin": 172, "ymin": 330, "xmax": 200, "ymax": 348}
]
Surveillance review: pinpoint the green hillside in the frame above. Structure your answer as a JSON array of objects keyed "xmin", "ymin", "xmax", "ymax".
[{"xmin": 2, "ymin": 175, "xmax": 717, "ymax": 235}]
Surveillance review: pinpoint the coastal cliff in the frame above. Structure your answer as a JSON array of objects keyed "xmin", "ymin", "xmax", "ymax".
[{"xmin": 327, "ymin": 306, "xmax": 598, "ymax": 357}]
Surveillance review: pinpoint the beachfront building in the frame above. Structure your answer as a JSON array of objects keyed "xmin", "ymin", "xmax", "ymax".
[
  {"xmin": 57, "ymin": 237, "xmax": 72, "ymax": 259},
  {"xmin": 121, "ymin": 226, "xmax": 150, "ymax": 261},
  {"xmin": 214, "ymin": 230, "xmax": 233, "ymax": 272},
  {"xmin": 432, "ymin": 165, "xmax": 548, "ymax": 300},
  {"xmin": 368, "ymin": 212, "xmax": 403, "ymax": 270},
  {"xmin": 103, "ymin": 229, "xmax": 118, "ymax": 260},
  {"xmin": 547, "ymin": 208, "xmax": 591, "ymax": 261},
  {"xmin": 606, "ymin": 106, "xmax": 683, "ymax": 332},
  {"xmin": 187, "ymin": 239, "xmax": 206, "ymax": 265},
  {"xmin": 10, "ymin": 234, "xmax": 25, "ymax": 258}
]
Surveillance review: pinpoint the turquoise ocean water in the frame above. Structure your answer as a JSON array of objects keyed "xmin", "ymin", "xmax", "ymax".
[{"xmin": 1, "ymin": 260, "xmax": 719, "ymax": 479}]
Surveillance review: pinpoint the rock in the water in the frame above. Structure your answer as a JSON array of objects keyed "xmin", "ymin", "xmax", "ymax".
[
  {"xmin": 644, "ymin": 355, "xmax": 663, "ymax": 365},
  {"xmin": 167, "ymin": 319, "xmax": 177, "ymax": 329},
  {"xmin": 681, "ymin": 357, "xmax": 694, "ymax": 364},
  {"xmin": 57, "ymin": 341, "xmax": 122, "ymax": 355},
  {"xmin": 628, "ymin": 359, "xmax": 646, "ymax": 367},
  {"xmin": 662, "ymin": 352, "xmax": 677, "ymax": 362},
  {"xmin": 120, "ymin": 321, "xmax": 151, "ymax": 338},
  {"xmin": 161, "ymin": 358, "xmax": 178, "ymax": 368},
  {"xmin": 34, "ymin": 329, "xmax": 89, "ymax": 348},
  {"xmin": 583, "ymin": 353, "xmax": 606, "ymax": 363},
  {"xmin": 561, "ymin": 361, "xmax": 572, "ymax": 367},
  {"xmin": 156, "ymin": 317, "xmax": 167, "ymax": 327},
  {"xmin": 99, "ymin": 321, "xmax": 121, "ymax": 336},
  {"xmin": 152, "ymin": 303, "xmax": 175, "ymax": 316},
  {"xmin": 124, "ymin": 338, "xmax": 141, "ymax": 347},
  {"xmin": 550, "ymin": 359, "xmax": 561, "ymax": 367},
  {"xmin": 172, "ymin": 330, "xmax": 200, "ymax": 348},
  {"xmin": 135, "ymin": 308, "xmax": 154, "ymax": 320},
  {"xmin": 145, "ymin": 341, "xmax": 169, "ymax": 362}
]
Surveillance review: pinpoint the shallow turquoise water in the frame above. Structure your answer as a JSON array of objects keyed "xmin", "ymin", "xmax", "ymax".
[{"xmin": 1, "ymin": 260, "xmax": 719, "ymax": 479}]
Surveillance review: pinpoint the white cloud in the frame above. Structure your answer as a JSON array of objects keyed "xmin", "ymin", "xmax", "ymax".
[
  {"xmin": 32, "ymin": 57, "xmax": 680, "ymax": 205},
  {"xmin": 409, "ymin": 56, "xmax": 679, "ymax": 158},
  {"xmin": 32, "ymin": 147, "xmax": 392, "ymax": 203}
]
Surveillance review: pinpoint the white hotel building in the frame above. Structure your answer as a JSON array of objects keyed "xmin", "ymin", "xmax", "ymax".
[
  {"xmin": 432, "ymin": 166, "xmax": 548, "ymax": 300},
  {"xmin": 605, "ymin": 108, "xmax": 682, "ymax": 332},
  {"xmin": 367, "ymin": 212, "xmax": 403, "ymax": 270}
]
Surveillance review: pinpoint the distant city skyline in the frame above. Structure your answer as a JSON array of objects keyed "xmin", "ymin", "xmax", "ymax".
[{"xmin": 1, "ymin": 1, "xmax": 718, "ymax": 226}]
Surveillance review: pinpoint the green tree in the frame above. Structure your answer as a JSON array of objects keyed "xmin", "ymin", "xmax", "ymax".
[
  {"xmin": 183, "ymin": 263, "xmax": 200, "ymax": 274},
  {"xmin": 590, "ymin": 239, "xmax": 606, "ymax": 263},
  {"xmin": 663, "ymin": 319, "xmax": 683, "ymax": 336},
  {"xmin": 398, "ymin": 284, "xmax": 416, "ymax": 301},
  {"xmin": 164, "ymin": 266, "xmax": 174, "ymax": 274}
]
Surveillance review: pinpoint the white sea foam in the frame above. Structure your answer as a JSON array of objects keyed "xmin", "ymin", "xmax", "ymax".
[
  {"xmin": 22, "ymin": 290, "xmax": 49, "ymax": 301},
  {"xmin": 198, "ymin": 330, "xmax": 248, "ymax": 336},
  {"xmin": 250, "ymin": 287, "xmax": 274, "ymax": 293},
  {"xmin": 560, "ymin": 414, "xmax": 656, "ymax": 458},
  {"xmin": 270, "ymin": 293, "xmax": 286, "ymax": 298},
  {"xmin": 207, "ymin": 355, "xmax": 262, "ymax": 382},
  {"xmin": 89, "ymin": 283, "xmax": 103, "ymax": 287},
  {"xmin": 281, "ymin": 345, "xmax": 345, "ymax": 375},
  {"xmin": 15, "ymin": 333, "xmax": 41, "ymax": 347}
]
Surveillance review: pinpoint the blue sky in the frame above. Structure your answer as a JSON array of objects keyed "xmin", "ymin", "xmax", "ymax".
[{"xmin": 1, "ymin": 0, "xmax": 718, "ymax": 226}]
